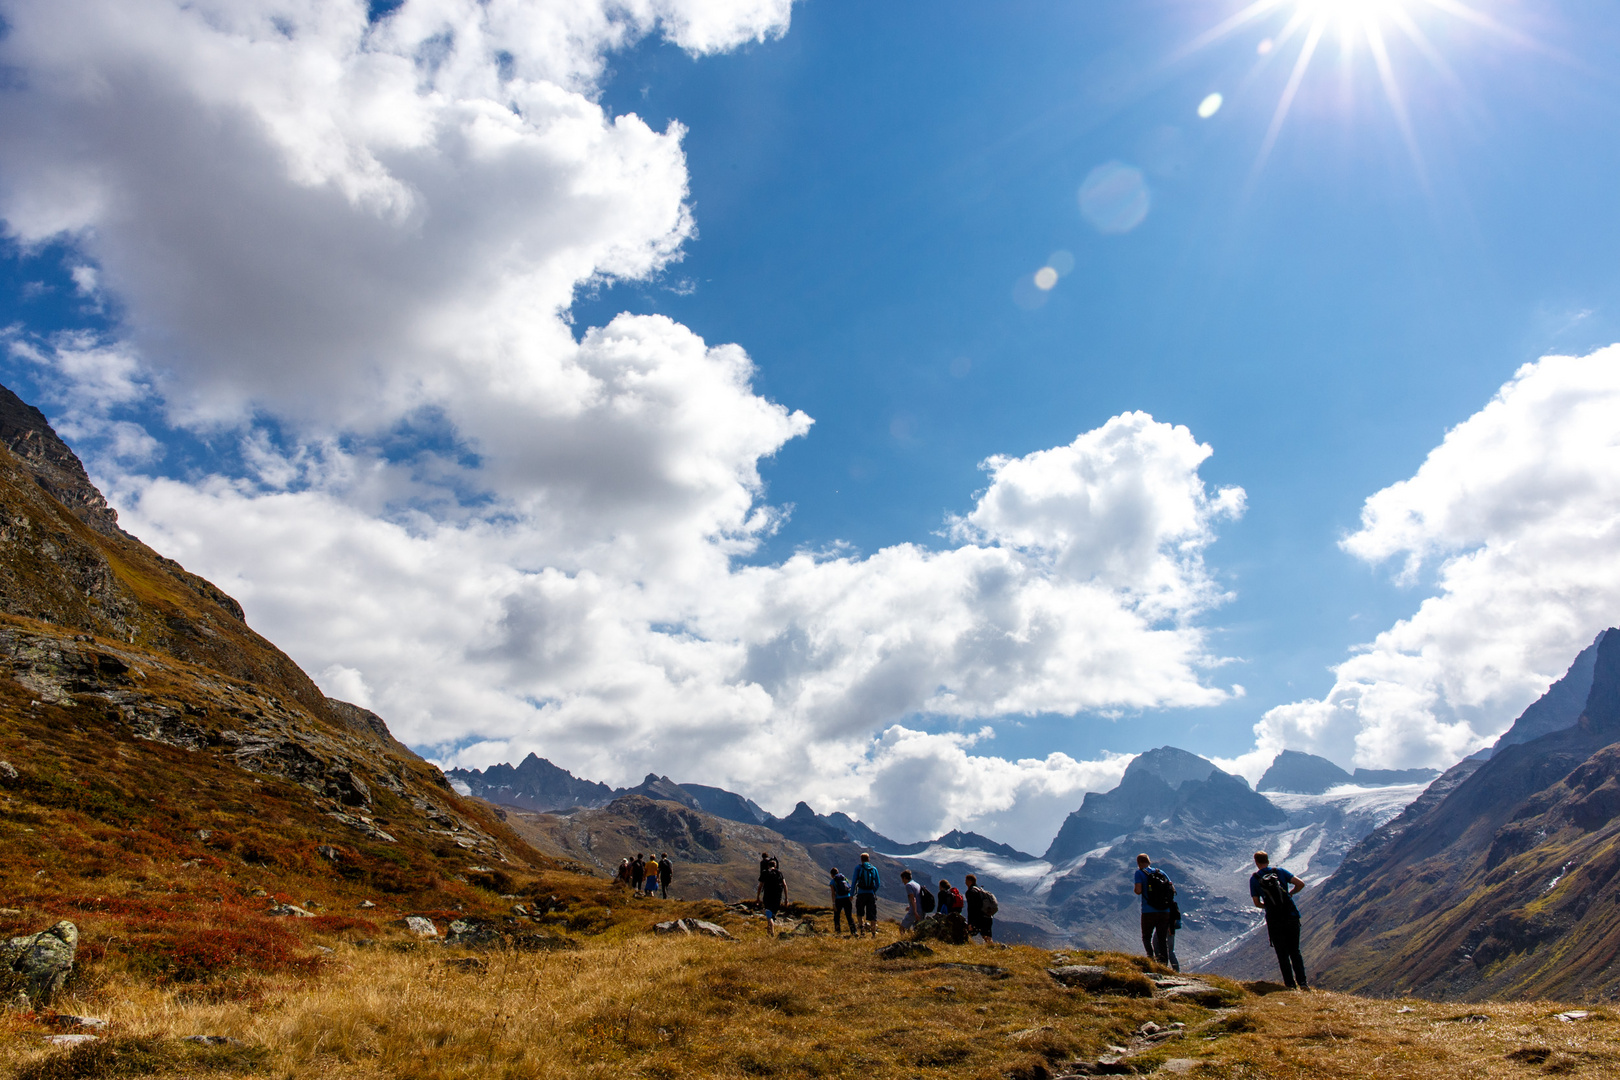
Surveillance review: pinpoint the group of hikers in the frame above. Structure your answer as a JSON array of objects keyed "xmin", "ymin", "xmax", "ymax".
[
  {"xmin": 615, "ymin": 852, "xmax": 673, "ymax": 898},
  {"xmin": 1135, "ymin": 849, "xmax": 1310, "ymax": 991},
  {"xmin": 636, "ymin": 843, "xmax": 1311, "ymax": 990},
  {"xmin": 754, "ymin": 851, "xmax": 999, "ymax": 944}
]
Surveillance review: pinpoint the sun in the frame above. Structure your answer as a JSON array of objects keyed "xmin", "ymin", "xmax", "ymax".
[{"xmin": 1180, "ymin": 0, "xmax": 1538, "ymax": 177}]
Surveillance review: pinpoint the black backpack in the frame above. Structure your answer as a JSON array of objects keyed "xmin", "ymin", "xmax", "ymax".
[
  {"xmin": 1142, "ymin": 867, "xmax": 1176, "ymax": 910},
  {"xmin": 1256, "ymin": 868, "xmax": 1295, "ymax": 917},
  {"xmin": 917, "ymin": 887, "xmax": 936, "ymax": 914}
]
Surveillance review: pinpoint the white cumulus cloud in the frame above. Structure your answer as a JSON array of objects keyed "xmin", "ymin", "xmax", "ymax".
[{"xmin": 1248, "ymin": 346, "xmax": 1620, "ymax": 777}]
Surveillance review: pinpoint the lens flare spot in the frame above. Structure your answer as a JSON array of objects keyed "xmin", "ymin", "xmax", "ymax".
[
  {"xmin": 1257, "ymin": 37, "xmax": 1274, "ymax": 55},
  {"xmin": 1033, "ymin": 266, "xmax": 1059, "ymax": 291},
  {"xmin": 1197, "ymin": 92, "xmax": 1224, "ymax": 118},
  {"xmin": 1047, "ymin": 250, "xmax": 1075, "ymax": 275},
  {"xmin": 1078, "ymin": 162, "xmax": 1150, "ymax": 234}
]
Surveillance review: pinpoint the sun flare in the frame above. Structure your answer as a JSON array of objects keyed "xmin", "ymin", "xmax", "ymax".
[{"xmin": 1182, "ymin": 0, "xmax": 1537, "ymax": 177}]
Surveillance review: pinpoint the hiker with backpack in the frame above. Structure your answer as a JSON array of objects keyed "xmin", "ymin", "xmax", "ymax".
[
  {"xmin": 900, "ymin": 869, "xmax": 931, "ymax": 930},
  {"xmin": 1133, "ymin": 853, "xmax": 1176, "ymax": 967},
  {"xmin": 631, "ymin": 853, "xmax": 646, "ymax": 894},
  {"xmin": 658, "ymin": 853, "xmax": 673, "ymax": 898},
  {"xmin": 757, "ymin": 857, "xmax": 788, "ymax": 937},
  {"xmin": 937, "ymin": 878, "xmax": 969, "ymax": 944},
  {"xmin": 963, "ymin": 873, "xmax": 997, "ymax": 944},
  {"xmin": 1251, "ymin": 851, "xmax": 1309, "ymax": 990},
  {"xmin": 853, "ymin": 853, "xmax": 882, "ymax": 938},
  {"xmin": 829, "ymin": 867, "xmax": 856, "ymax": 935}
]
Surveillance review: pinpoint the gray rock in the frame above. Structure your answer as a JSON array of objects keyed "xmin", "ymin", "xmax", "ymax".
[
  {"xmin": 266, "ymin": 904, "xmax": 315, "ymax": 918},
  {"xmin": 4, "ymin": 920, "xmax": 78, "ymax": 1006},
  {"xmin": 49, "ymin": 1015, "xmax": 106, "ymax": 1030},
  {"xmin": 185, "ymin": 1035, "xmax": 242, "ymax": 1046},
  {"xmin": 444, "ymin": 919, "xmax": 503, "ymax": 949},
  {"xmin": 1151, "ymin": 975, "xmax": 1235, "ymax": 1006},
  {"xmin": 1046, "ymin": 964, "xmax": 1110, "ymax": 988},
  {"xmin": 359, "ymin": 900, "xmax": 376, "ymax": 909},
  {"xmin": 316, "ymin": 845, "xmax": 342, "ymax": 861},
  {"xmin": 44, "ymin": 1033, "xmax": 97, "ymax": 1047},
  {"xmin": 402, "ymin": 916, "xmax": 437, "ymax": 938},
  {"xmin": 0, "ymin": 760, "xmax": 16, "ymax": 780},
  {"xmin": 653, "ymin": 918, "xmax": 732, "ymax": 940}
]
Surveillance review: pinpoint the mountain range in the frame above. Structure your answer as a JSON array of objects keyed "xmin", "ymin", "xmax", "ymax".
[{"xmin": 453, "ymin": 735, "xmax": 1441, "ymax": 951}]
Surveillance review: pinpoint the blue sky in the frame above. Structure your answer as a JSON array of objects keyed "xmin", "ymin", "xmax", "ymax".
[
  {"xmin": 577, "ymin": 0, "xmax": 1620, "ymax": 761},
  {"xmin": 3, "ymin": 0, "xmax": 1620, "ymax": 845}
]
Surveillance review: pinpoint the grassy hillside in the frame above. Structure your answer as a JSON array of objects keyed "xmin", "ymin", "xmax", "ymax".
[{"xmin": 8, "ymin": 910, "xmax": 1620, "ymax": 1079}]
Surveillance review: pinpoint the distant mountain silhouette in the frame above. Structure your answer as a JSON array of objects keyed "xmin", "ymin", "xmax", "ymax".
[
  {"xmin": 680, "ymin": 783, "xmax": 767, "ymax": 825},
  {"xmin": 1258, "ymin": 751, "xmax": 1352, "ymax": 794},
  {"xmin": 447, "ymin": 753, "xmax": 613, "ymax": 812}
]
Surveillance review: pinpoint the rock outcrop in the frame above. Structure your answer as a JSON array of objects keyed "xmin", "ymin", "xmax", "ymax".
[{"xmin": 3, "ymin": 920, "xmax": 78, "ymax": 1007}]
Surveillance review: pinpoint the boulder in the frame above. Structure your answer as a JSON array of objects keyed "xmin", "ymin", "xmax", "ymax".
[
  {"xmin": 444, "ymin": 919, "xmax": 503, "ymax": 949},
  {"xmin": 401, "ymin": 916, "xmax": 438, "ymax": 938},
  {"xmin": 1151, "ymin": 975, "xmax": 1238, "ymax": 1006},
  {"xmin": 3, "ymin": 920, "xmax": 78, "ymax": 1006}
]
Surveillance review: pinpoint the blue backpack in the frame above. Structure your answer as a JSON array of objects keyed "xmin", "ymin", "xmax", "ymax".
[
  {"xmin": 831, "ymin": 873, "xmax": 852, "ymax": 899},
  {"xmin": 854, "ymin": 863, "xmax": 881, "ymax": 893}
]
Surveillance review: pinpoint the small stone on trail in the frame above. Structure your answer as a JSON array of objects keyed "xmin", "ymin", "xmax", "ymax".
[
  {"xmin": 652, "ymin": 919, "xmax": 733, "ymax": 940},
  {"xmin": 1555, "ymin": 1011, "xmax": 1591, "ymax": 1022},
  {"xmin": 402, "ymin": 916, "xmax": 438, "ymax": 938},
  {"xmin": 1140, "ymin": 1022, "xmax": 1161, "ymax": 1035},
  {"xmin": 1161, "ymin": 1060, "xmax": 1197, "ymax": 1074},
  {"xmin": 359, "ymin": 900, "xmax": 376, "ymax": 909},
  {"xmin": 44, "ymin": 1034, "xmax": 97, "ymax": 1047}
]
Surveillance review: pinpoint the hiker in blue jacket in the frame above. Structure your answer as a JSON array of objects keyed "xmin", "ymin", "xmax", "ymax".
[
  {"xmin": 1251, "ymin": 851, "xmax": 1309, "ymax": 990},
  {"xmin": 852, "ymin": 852, "xmax": 882, "ymax": 938},
  {"xmin": 1133, "ymin": 852, "xmax": 1176, "ymax": 966}
]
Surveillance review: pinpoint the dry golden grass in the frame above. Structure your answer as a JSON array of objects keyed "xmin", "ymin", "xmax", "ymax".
[{"xmin": 10, "ymin": 908, "xmax": 1620, "ymax": 1080}]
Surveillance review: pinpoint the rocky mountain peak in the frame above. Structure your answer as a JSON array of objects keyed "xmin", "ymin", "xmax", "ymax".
[
  {"xmin": 1258, "ymin": 750, "xmax": 1353, "ymax": 794},
  {"xmin": 1579, "ymin": 627, "xmax": 1620, "ymax": 735},
  {"xmin": 1123, "ymin": 746, "xmax": 1217, "ymax": 790},
  {"xmin": 0, "ymin": 383, "xmax": 121, "ymax": 537}
]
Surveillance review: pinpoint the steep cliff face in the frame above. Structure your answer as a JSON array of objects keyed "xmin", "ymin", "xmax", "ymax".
[{"xmin": 1227, "ymin": 630, "xmax": 1620, "ymax": 1000}]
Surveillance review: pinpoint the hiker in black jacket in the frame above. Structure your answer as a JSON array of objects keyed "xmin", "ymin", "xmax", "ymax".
[
  {"xmin": 1133, "ymin": 853, "xmax": 1175, "ymax": 966},
  {"xmin": 1251, "ymin": 850, "xmax": 1309, "ymax": 990}
]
